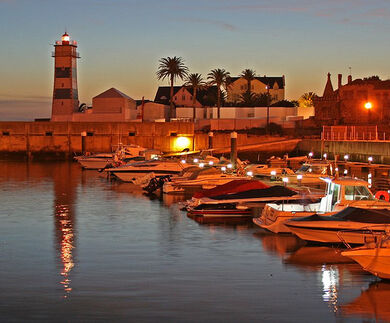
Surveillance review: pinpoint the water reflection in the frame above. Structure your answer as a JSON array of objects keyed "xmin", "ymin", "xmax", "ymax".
[
  {"xmin": 52, "ymin": 162, "xmax": 78, "ymax": 298},
  {"xmin": 253, "ymin": 230, "xmax": 304, "ymax": 256},
  {"xmin": 341, "ymin": 281, "xmax": 390, "ymax": 321},
  {"xmin": 321, "ymin": 266, "xmax": 339, "ymax": 313},
  {"xmin": 252, "ymin": 231, "xmax": 375, "ymax": 316}
]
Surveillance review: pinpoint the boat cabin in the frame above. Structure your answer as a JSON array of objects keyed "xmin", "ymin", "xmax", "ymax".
[{"xmin": 319, "ymin": 177, "xmax": 375, "ymax": 213}]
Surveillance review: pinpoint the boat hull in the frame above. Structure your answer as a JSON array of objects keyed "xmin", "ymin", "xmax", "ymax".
[
  {"xmin": 286, "ymin": 221, "xmax": 390, "ymax": 244},
  {"xmin": 78, "ymin": 158, "xmax": 113, "ymax": 170},
  {"xmin": 254, "ymin": 204, "xmax": 320, "ymax": 233},
  {"xmin": 342, "ymin": 248, "xmax": 390, "ymax": 279}
]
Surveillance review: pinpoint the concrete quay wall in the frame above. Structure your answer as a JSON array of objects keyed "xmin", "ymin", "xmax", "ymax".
[
  {"xmin": 0, "ymin": 121, "xmax": 279, "ymax": 159},
  {"xmin": 298, "ymin": 139, "xmax": 390, "ymax": 164}
]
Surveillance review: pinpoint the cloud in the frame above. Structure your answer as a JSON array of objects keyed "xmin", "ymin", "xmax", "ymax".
[{"xmin": 175, "ymin": 17, "xmax": 237, "ymax": 31}]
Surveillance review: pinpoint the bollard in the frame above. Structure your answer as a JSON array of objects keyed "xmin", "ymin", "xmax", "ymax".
[
  {"xmin": 208, "ymin": 131, "xmax": 214, "ymax": 150},
  {"xmin": 81, "ymin": 131, "xmax": 87, "ymax": 155},
  {"xmin": 230, "ymin": 131, "xmax": 237, "ymax": 169}
]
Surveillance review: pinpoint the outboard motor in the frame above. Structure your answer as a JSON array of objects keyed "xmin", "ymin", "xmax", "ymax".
[{"xmin": 143, "ymin": 175, "xmax": 172, "ymax": 194}]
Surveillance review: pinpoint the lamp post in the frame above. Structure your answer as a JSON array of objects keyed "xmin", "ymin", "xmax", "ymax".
[
  {"xmin": 365, "ymin": 102, "xmax": 372, "ymax": 124},
  {"xmin": 266, "ymin": 85, "xmax": 270, "ymax": 134}
]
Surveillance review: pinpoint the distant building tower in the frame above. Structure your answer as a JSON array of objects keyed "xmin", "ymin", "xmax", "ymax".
[{"xmin": 51, "ymin": 32, "xmax": 80, "ymax": 121}]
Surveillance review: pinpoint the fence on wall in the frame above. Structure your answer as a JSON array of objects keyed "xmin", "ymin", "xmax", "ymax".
[{"xmin": 321, "ymin": 125, "xmax": 390, "ymax": 141}]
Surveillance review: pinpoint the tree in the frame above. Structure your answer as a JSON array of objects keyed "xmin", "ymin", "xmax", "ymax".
[
  {"xmin": 363, "ymin": 75, "xmax": 381, "ymax": 81},
  {"xmin": 239, "ymin": 91, "xmax": 257, "ymax": 107},
  {"xmin": 156, "ymin": 56, "xmax": 188, "ymax": 121},
  {"xmin": 184, "ymin": 73, "xmax": 206, "ymax": 120},
  {"xmin": 255, "ymin": 92, "xmax": 273, "ymax": 107},
  {"xmin": 240, "ymin": 69, "xmax": 256, "ymax": 95},
  {"xmin": 298, "ymin": 92, "xmax": 316, "ymax": 108},
  {"xmin": 207, "ymin": 68, "xmax": 230, "ymax": 119},
  {"xmin": 271, "ymin": 100, "xmax": 296, "ymax": 107}
]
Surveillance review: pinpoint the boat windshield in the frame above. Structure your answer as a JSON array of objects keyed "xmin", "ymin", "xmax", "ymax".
[
  {"xmin": 344, "ymin": 185, "xmax": 375, "ymax": 201},
  {"xmin": 297, "ymin": 164, "xmax": 328, "ymax": 175}
]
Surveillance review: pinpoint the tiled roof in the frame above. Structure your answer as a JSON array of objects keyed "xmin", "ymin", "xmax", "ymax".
[
  {"xmin": 184, "ymin": 86, "xmax": 218, "ymax": 106},
  {"xmin": 93, "ymin": 88, "xmax": 132, "ymax": 99},
  {"xmin": 154, "ymin": 86, "xmax": 182, "ymax": 104},
  {"xmin": 229, "ymin": 76, "xmax": 285, "ymax": 89}
]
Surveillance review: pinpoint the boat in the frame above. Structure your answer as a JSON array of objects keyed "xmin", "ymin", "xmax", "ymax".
[
  {"xmin": 245, "ymin": 164, "xmax": 295, "ymax": 180},
  {"xmin": 105, "ymin": 159, "xmax": 192, "ymax": 183},
  {"xmin": 254, "ymin": 177, "xmax": 378, "ymax": 233},
  {"xmin": 186, "ymin": 185, "xmax": 304, "ymax": 221},
  {"xmin": 76, "ymin": 144, "xmax": 147, "ymax": 170},
  {"xmin": 342, "ymin": 234, "xmax": 390, "ymax": 279},
  {"xmin": 290, "ymin": 160, "xmax": 333, "ymax": 185},
  {"xmin": 193, "ymin": 179, "xmax": 270, "ymax": 198},
  {"xmin": 285, "ymin": 206, "xmax": 390, "ymax": 245},
  {"xmin": 162, "ymin": 167, "xmax": 248, "ymax": 194}
]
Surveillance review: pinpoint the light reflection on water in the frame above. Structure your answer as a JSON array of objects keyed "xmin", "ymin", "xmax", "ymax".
[{"xmin": 0, "ymin": 160, "xmax": 384, "ymax": 321}]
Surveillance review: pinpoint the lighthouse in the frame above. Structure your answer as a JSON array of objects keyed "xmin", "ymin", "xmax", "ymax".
[{"xmin": 51, "ymin": 32, "xmax": 80, "ymax": 121}]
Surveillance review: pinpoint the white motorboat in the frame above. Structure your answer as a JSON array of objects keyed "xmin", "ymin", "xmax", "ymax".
[
  {"xmin": 186, "ymin": 185, "xmax": 309, "ymax": 221},
  {"xmin": 162, "ymin": 167, "xmax": 248, "ymax": 194},
  {"xmin": 289, "ymin": 160, "xmax": 333, "ymax": 184},
  {"xmin": 342, "ymin": 234, "xmax": 390, "ymax": 279},
  {"xmin": 76, "ymin": 145, "xmax": 147, "ymax": 170},
  {"xmin": 255, "ymin": 177, "xmax": 388, "ymax": 234},
  {"xmin": 285, "ymin": 206, "xmax": 390, "ymax": 245},
  {"xmin": 105, "ymin": 159, "xmax": 192, "ymax": 183}
]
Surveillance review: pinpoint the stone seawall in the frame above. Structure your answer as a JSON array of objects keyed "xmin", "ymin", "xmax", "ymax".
[
  {"xmin": 0, "ymin": 121, "xmax": 292, "ymax": 159},
  {"xmin": 297, "ymin": 139, "xmax": 390, "ymax": 164}
]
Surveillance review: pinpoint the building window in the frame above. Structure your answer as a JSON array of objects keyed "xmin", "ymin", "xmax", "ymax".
[
  {"xmin": 128, "ymin": 132, "xmax": 136, "ymax": 136},
  {"xmin": 2, "ymin": 131, "xmax": 10, "ymax": 136},
  {"xmin": 45, "ymin": 131, "xmax": 53, "ymax": 136},
  {"xmin": 87, "ymin": 132, "xmax": 94, "ymax": 136}
]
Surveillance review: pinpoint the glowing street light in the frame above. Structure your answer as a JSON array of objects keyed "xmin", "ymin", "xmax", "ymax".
[
  {"xmin": 364, "ymin": 102, "xmax": 372, "ymax": 110},
  {"xmin": 368, "ymin": 156, "xmax": 373, "ymax": 163},
  {"xmin": 365, "ymin": 102, "xmax": 372, "ymax": 123},
  {"xmin": 323, "ymin": 153, "xmax": 327, "ymax": 160},
  {"xmin": 344, "ymin": 154, "xmax": 349, "ymax": 161}
]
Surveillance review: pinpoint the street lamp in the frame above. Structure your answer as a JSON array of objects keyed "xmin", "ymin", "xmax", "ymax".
[{"xmin": 365, "ymin": 102, "xmax": 372, "ymax": 124}]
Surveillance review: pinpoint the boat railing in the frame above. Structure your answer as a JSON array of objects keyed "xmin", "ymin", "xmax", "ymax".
[{"xmin": 337, "ymin": 226, "xmax": 390, "ymax": 249}]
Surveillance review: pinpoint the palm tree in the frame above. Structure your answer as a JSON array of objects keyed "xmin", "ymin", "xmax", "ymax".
[
  {"xmin": 298, "ymin": 92, "xmax": 316, "ymax": 108},
  {"xmin": 207, "ymin": 68, "xmax": 230, "ymax": 119},
  {"xmin": 184, "ymin": 73, "xmax": 206, "ymax": 120},
  {"xmin": 156, "ymin": 56, "xmax": 188, "ymax": 121},
  {"xmin": 240, "ymin": 69, "xmax": 256, "ymax": 96}
]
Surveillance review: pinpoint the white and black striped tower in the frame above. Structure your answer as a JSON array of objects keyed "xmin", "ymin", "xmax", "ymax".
[{"xmin": 51, "ymin": 32, "xmax": 80, "ymax": 121}]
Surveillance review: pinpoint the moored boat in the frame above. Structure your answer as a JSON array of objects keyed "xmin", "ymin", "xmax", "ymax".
[
  {"xmin": 342, "ymin": 234, "xmax": 390, "ymax": 279},
  {"xmin": 285, "ymin": 206, "xmax": 390, "ymax": 245},
  {"xmin": 105, "ymin": 159, "xmax": 192, "ymax": 183},
  {"xmin": 255, "ymin": 177, "xmax": 378, "ymax": 233}
]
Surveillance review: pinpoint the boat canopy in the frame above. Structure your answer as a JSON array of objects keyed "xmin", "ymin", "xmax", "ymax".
[
  {"xmin": 291, "ymin": 206, "xmax": 390, "ymax": 224},
  {"xmin": 210, "ymin": 185, "xmax": 298, "ymax": 201},
  {"xmin": 193, "ymin": 179, "xmax": 269, "ymax": 198}
]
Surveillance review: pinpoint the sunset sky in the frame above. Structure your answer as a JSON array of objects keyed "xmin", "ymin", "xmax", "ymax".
[{"xmin": 1, "ymin": 0, "xmax": 390, "ymax": 120}]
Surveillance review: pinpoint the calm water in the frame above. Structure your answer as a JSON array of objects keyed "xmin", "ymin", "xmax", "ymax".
[{"xmin": 0, "ymin": 161, "xmax": 389, "ymax": 322}]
